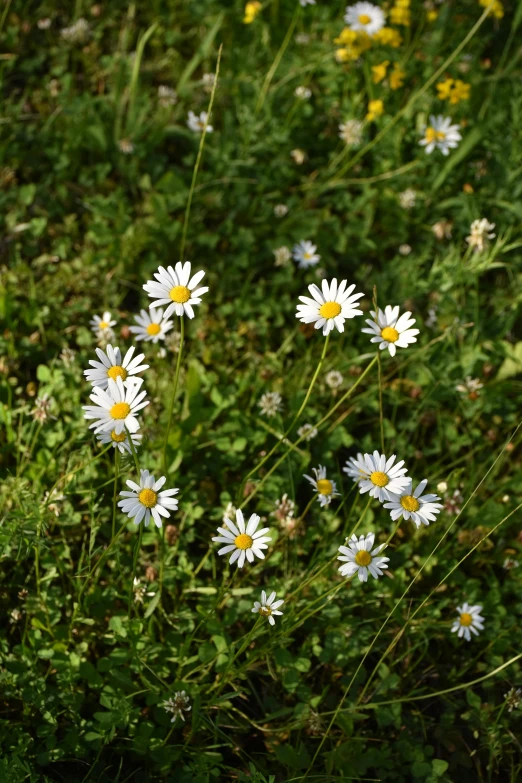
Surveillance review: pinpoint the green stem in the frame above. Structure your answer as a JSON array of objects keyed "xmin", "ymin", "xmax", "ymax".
[
  {"xmin": 112, "ymin": 448, "xmax": 119, "ymax": 540},
  {"xmin": 128, "ymin": 521, "xmax": 145, "ymax": 615},
  {"xmin": 377, "ymin": 350, "xmax": 385, "ymax": 453},
  {"xmin": 256, "ymin": 5, "xmax": 300, "ymax": 114},
  {"xmin": 125, "ymin": 425, "xmax": 140, "ymax": 475},
  {"xmin": 163, "ymin": 316, "xmax": 185, "ymax": 476}
]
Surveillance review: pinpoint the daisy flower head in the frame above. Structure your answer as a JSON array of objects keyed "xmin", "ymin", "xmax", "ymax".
[
  {"xmin": 344, "ymin": 2, "xmax": 386, "ymax": 35},
  {"xmin": 383, "ymin": 479, "xmax": 442, "ymax": 527},
  {"xmin": 345, "ymin": 451, "xmax": 409, "ymax": 502},
  {"xmin": 296, "ymin": 279, "xmax": 365, "ymax": 336},
  {"xmin": 292, "ymin": 240, "xmax": 320, "ymax": 269},
  {"xmin": 451, "ymin": 602, "xmax": 485, "ymax": 642},
  {"xmin": 90, "ymin": 311, "xmax": 116, "ymax": 338},
  {"xmin": 84, "ymin": 345, "xmax": 148, "ymax": 390},
  {"xmin": 129, "ymin": 308, "xmax": 174, "ymax": 343},
  {"xmin": 419, "ymin": 115, "xmax": 461, "ymax": 156},
  {"xmin": 143, "ymin": 262, "xmax": 208, "ymax": 320},
  {"xmin": 83, "ymin": 377, "xmax": 148, "ymax": 435},
  {"xmin": 187, "ymin": 110, "xmax": 213, "ymax": 134},
  {"xmin": 118, "ymin": 469, "xmax": 179, "ymax": 528},
  {"xmin": 338, "ymin": 532, "xmax": 389, "ymax": 582},
  {"xmin": 212, "ymin": 508, "xmax": 272, "ymax": 569},
  {"xmin": 252, "ymin": 590, "xmax": 284, "ymax": 626},
  {"xmin": 258, "ymin": 391, "xmax": 283, "ymax": 418},
  {"xmin": 96, "ymin": 427, "xmax": 142, "ymax": 455},
  {"xmin": 303, "ymin": 465, "xmax": 340, "ymax": 507},
  {"xmin": 361, "ymin": 305, "xmax": 419, "ymax": 357}
]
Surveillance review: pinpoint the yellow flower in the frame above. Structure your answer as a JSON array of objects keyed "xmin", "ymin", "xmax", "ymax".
[
  {"xmin": 243, "ymin": 1, "xmax": 262, "ymax": 24},
  {"xmin": 436, "ymin": 78, "xmax": 454, "ymax": 100},
  {"xmin": 334, "ymin": 27, "xmax": 359, "ymax": 45},
  {"xmin": 479, "ymin": 0, "xmax": 504, "ymax": 18},
  {"xmin": 372, "ymin": 60, "xmax": 389, "ymax": 84},
  {"xmin": 334, "ymin": 29, "xmax": 372, "ymax": 62},
  {"xmin": 390, "ymin": 5, "xmax": 411, "ymax": 26},
  {"xmin": 366, "ymin": 99, "xmax": 384, "ymax": 121},
  {"xmin": 450, "ymin": 79, "xmax": 471, "ymax": 104},
  {"xmin": 389, "ymin": 65, "xmax": 405, "ymax": 90},
  {"xmin": 395, "ymin": 0, "xmax": 410, "ymax": 7},
  {"xmin": 427, "ymin": 9, "xmax": 438, "ymax": 21},
  {"xmin": 373, "ymin": 27, "xmax": 403, "ymax": 48}
]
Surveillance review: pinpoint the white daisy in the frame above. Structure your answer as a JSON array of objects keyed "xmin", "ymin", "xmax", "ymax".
[
  {"xmin": 337, "ymin": 532, "xmax": 390, "ymax": 582},
  {"xmin": 118, "ymin": 469, "xmax": 179, "ymax": 528},
  {"xmin": 212, "ymin": 508, "xmax": 272, "ymax": 569},
  {"xmin": 90, "ymin": 311, "xmax": 116, "ymax": 337},
  {"xmin": 344, "ymin": 2, "xmax": 386, "ymax": 35},
  {"xmin": 383, "ymin": 479, "xmax": 442, "ymax": 527},
  {"xmin": 187, "ymin": 110, "xmax": 213, "ymax": 134},
  {"xmin": 143, "ymin": 262, "xmax": 209, "ymax": 320},
  {"xmin": 451, "ymin": 603, "xmax": 485, "ymax": 642},
  {"xmin": 419, "ymin": 115, "xmax": 461, "ymax": 156},
  {"xmin": 129, "ymin": 308, "xmax": 174, "ymax": 343},
  {"xmin": 344, "ymin": 451, "xmax": 409, "ymax": 502},
  {"xmin": 292, "ymin": 240, "xmax": 320, "ymax": 269},
  {"xmin": 303, "ymin": 465, "xmax": 340, "ymax": 507},
  {"xmin": 252, "ymin": 590, "xmax": 284, "ymax": 626},
  {"xmin": 83, "ymin": 376, "xmax": 148, "ymax": 435},
  {"xmin": 361, "ymin": 305, "xmax": 420, "ymax": 357},
  {"xmin": 83, "ymin": 345, "xmax": 148, "ymax": 390},
  {"xmin": 96, "ymin": 428, "xmax": 142, "ymax": 455},
  {"xmin": 296, "ymin": 279, "xmax": 365, "ymax": 336},
  {"xmin": 258, "ymin": 392, "xmax": 283, "ymax": 418}
]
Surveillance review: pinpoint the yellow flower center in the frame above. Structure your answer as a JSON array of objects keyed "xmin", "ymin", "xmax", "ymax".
[
  {"xmin": 303, "ymin": 252, "xmax": 312, "ymax": 260},
  {"xmin": 459, "ymin": 612, "xmax": 473, "ymax": 627},
  {"xmin": 99, "ymin": 320, "xmax": 109, "ymax": 329},
  {"xmin": 400, "ymin": 495, "xmax": 420, "ymax": 512},
  {"xmin": 370, "ymin": 471, "xmax": 389, "ymax": 487},
  {"xmin": 319, "ymin": 302, "xmax": 342, "ymax": 319},
  {"xmin": 358, "ymin": 13, "xmax": 371, "ymax": 23},
  {"xmin": 138, "ymin": 488, "xmax": 158, "ymax": 508},
  {"xmin": 169, "ymin": 285, "xmax": 191, "ymax": 304},
  {"xmin": 147, "ymin": 322, "xmax": 161, "ymax": 336},
  {"xmin": 316, "ymin": 478, "xmax": 333, "ymax": 496},
  {"xmin": 355, "ymin": 550, "xmax": 372, "ymax": 566},
  {"xmin": 234, "ymin": 533, "xmax": 253, "ymax": 550},
  {"xmin": 107, "ymin": 365, "xmax": 128, "ymax": 381},
  {"xmin": 110, "ymin": 430, "xmax": 126, "ymax": 443},
  {"xmin": 110, "ymin": 402, "xmax": 131, "ymax": 419},
  {"xmin": 425, "ymin": 127, "xmax": 446, "ymax": 143},
  {"xmin": 381, "ymin": 326, "xmax": 399, "ymax": 343},
  {"xmin": 259, "ymin": 606, "xmax": 272, "ymax": 616}
]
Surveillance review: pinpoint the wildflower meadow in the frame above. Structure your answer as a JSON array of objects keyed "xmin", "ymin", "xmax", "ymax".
[{"xmin": 2, "ymin": 0, "xmax": 522, "ymax": 780}]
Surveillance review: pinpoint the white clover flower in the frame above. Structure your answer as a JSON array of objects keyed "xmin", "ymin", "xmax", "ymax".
[
  {"xmin": 129, "ymin": 308, "xmax": 174, "ymax": 343},
  {"xmin": 344, "ymin": 2, "xmax": 385, "ymax": 34},
  {"xmin": 83, "ymin": 377, "xmax": 148, "ymax": 435},
  {"xmin": 37, "ymin": 18, "xmax": 52, "ymax": 29},
  {"xmin": 466, "ymin": 218, "xmax": 495, "ymax": 253},
  {"xmin": 133, "ymin": 577, "xmax": 155, "ymax": 603},
  {"xmin": 60, "ymin": 347, "xmax": 76, "ymax": 366},
  {"xmin": 31, "ymin": 394, "xmax": 55, "ymax": 423},
  {"xmin": 432, "ymin": 219, "xmax": 453, "ymax": 240},
  {"xmin": 258, "ymin": 392, "xmax": 283, "ymax": 418},
  {"xmin": 158, "ymin": 85, "xmax": 178, "ymax": 107},
  {"xmin": 252, "ymin": 590, "xmax": 284, "ymax": 626},
  {"xmin": 274, "ymin": 246, "xmax": 292, "ymax": 266},
  {"xmin": 61, "ymin": 17, "xmax": 90, "ymax": 43},
  {"xmin": 361, "ymin": 305, "xmax": 419, "ymax": 357},
  {"xmin": 96, "ymin": 427, "xmax": 142, "ymax": 455},
  {"xmin": 399, "ymin": 244, "xmax": 412, "ymax": 256},
  {"xmin": 295, "ymin": 85, "xmax": 312, "ymax": 99},
  {"xmin": 292, "ymin": 240, "xmax": 320, "ymax": 269},
  {"xmin": 419, "ymin": 115, "xmax": 461, "ymax": 155},
  {"xmin": 90, "ymin": 311, "xmax": 116, "ymax": 337},
  {"xmin": 456, "ymin": 377, "xmax": 483, "ymax": 397},
  {"xmin": 303, "ymin": 465, "xmax": 340, "ymax": 507},
  {"xmin": 291, "ymin": 148, "xmax": 306, "ymax": 165},
  {"xmin": 297, "ymin": 423, "xmax": 318, "ymax": 441},
  {"xmin": 84, "ymin": 345, "xmax": 148, "ymax": 390},
  {"xmin": 212, "ymin": 508, "xmax": 272, "ymax": 568},
  {"xmin": 398, "ymin": 188, "xmax": 417, "ymax": 210},
  {"xmin": 339, "ymin": 119, "xmax": 364, "ymax": 146},
  {"xmin": 274, "ymin": 204, "xmax": 289, "ymax": 218},
  {"xmin": 343, "ymin": 451, "xmax": 409, "ymax": 502},
  {"xmin": 162, "ymin": 691, "xmax": 191, "ymax": 722},
  {"xmin": 296, "ymin": 279, "xmax": 364, "ymax": 336},
  {"xmin": 271, "ymin": 494, "xmax": 295, "ymax": 525},
  {"xmin": 187, "ymin": 110, "xmax": 213, "ymax": 133},
  {"xmin": 118, "ymin": 138, "xmax": 134, "ymax": 154},
  {"xmin": 325, "ymin": 370, "xmax": 343, "ymax": 389},
  {"xmin": 505, "ymin": 688, "xmax": 522, "ymax": 712},
  {"xmin": 383, "ymin": 479, "xmax": 442, "ymax": 527},
  {"xmin": 118, "ymin": 469, "xmax": 179, "ymax": 527},
  {"xmin": 143, "ymin": 262, "xmax": 208, "ymax": 320},
  {"xmin": 337, "ymin": 532, "xmax": 389, "ymax": 582},
  {"xmin": 451, "ymin": 603, "xmax": 485, "ymax": 642}
]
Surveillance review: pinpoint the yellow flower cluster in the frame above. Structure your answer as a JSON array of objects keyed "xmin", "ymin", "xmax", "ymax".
[
  {"xmin": 243, "ymin": 1, "xmax": 262, "ymax": 24},
  {"xmin": 366, "ymin": 99, "xmax": 384, "ymax": 121},
  {"xmin": 479, "ymin": 0, "xmax": 504, "ymax": 18},
  {"xmin": 436, "ymin": 78, "xmax": 471, "ymax": 104},
  {"xmin": 373, "ymin": 27, "xmax": 403, "ymax": 47},
  {"xmin": 334, "ymin": 25, "xmax": 402, "ymax": 62},
  {"xmin": 390, "ymin": 0, "xmax": 411, "ymax": 27},
  {"xmin": 371, "ymin": 60, "xmax": 405, "ymax": 89}
]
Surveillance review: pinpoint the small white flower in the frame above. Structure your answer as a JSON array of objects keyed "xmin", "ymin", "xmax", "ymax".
[
  {"xmin": 31, "ymin": 394, "xmax": 55, "ymax": 423},
  {"xmin": 212, "ymin": 508, "xmax": 272, "ymax": 568},
  {"xmin": 292, "ymin": 240, "xmax": 320, "ymax": 269},
  {"xmin": 291, "ymin": 148, "xmax": 306, "ymax": 165},
  {"xmin": 399, "ymin": 244, "xmax": 412, "ymax": 256},
  {"xmin": 296, "ymin": 278, "xmax": 364, "ymax": 336},
  {"xmin": 90, "ymin": 311, "xmax": 116, "ymax": 337},
  {"xmin": 383, "ymin": 479, "xmax": 442, "ymax": 527},
  {"xmin": 420, "ymin": 115, "xmax": 461, "ymax": 156},
  {"xmin": 271, "ymin": 494, "xmax": 296, "ymax": 525},
  {"xmin": 274, "ymin": 246, "xmax": 292, "ymax": 266},
  {"xmin": 303, "ymin": 465, "xmax": 340, "ymax": 507},
  {"xmin": 37, "ymin": 18, "xmax": 52, "ymax": 30},
  {"xmin": 300, "ymin": 0, "xmax": 316, "ymax": 6},
  {"xmin": 202, "ymin": 72, "xmax": 216, "ymax": 91},
  {"xmin": 504, "ymin": 687, "xmax": 522, "ymax": 712},
  {"xmin": 337, "ymin": 532, "xmax": 390, "ymax": 582},
  {"xmin": 456, "ymin": 376, "xmax": 483, "ymax": 396},
  {"xmin": 297, "ymin": 423, "xmax": 318, "ymax": 441},
  {"xmin": 344, "ymin": 2, "xmax": 386, "ymax": 35},
  {"xmin": 84, "ymin": 345, "xmax": 148, "ymax": 389},
  {"xmin": 96, "ymin": 427, "xmax": 142, "ymax": 455},
  {"xmin": 187, "ymin": 110, "xmax": 213, "ymax": 133},
  {"xmin": 325, "ymin": 370, "xmax": 343, "ymax": 389},
  {"xmin": 436, "ymin": 481, "xmax": 448, "ymax": 494},
  {"xmin": 60, "ymin": 347, "xmax": 76, "ymax": 366},
  {"xmin": 118, "ymin": 138, "xmax": 134, "ymax": 154},
  {"xmin": 143, "ymin": 262, "xmax": 208, "ymax": 320},
  {"xmin": 432, "ymin": 219, "xmax": 452, "ymax": 240},
  {"xmin": 133, "ymin": 577, "xmax": 155, "ymax": 603},
  {"xmin": 466, "ymin": 218, "xmax": 495, "ymax": 252},
  {"xmin": 83, "ymin": 376, "xmax": 149, "ymax": 435},
  {"xmin": 295, "ymin": 85, "xmax": 312, "ymax": 99},
  {"xmin": 129, "ymin": 307, "xmax": 174, "ymax": 343},
  {"xmin": 252, "ymin": 590, "xmax": 284, "ymax": 626},
  {"xmin": 258, "ymin": 392, "xmax": 283, "ymax": 418},
  {"xmin": 339, "ymin": 119, "xmax": 364, "ymax": 146},
  {"xmin": 295, "ymin": 33, "xmax": 311, "ymax": 44},
  {"xmin": 274, "ymin": 204, "xmax": 289, "ymax": 218},
  {"xmin": 451, "ymin": 602, "xmax": 485, "ymax": 642},
  {"xmin": 61, "ymin": 17, "xmax": 90, "ymax": 43},
  {"xmin": 158, "ymin": 85, "xmax": 178, "ymax": 107},
  {"xmin": 343, "ymin": 450, "xmax": 409, "ymax": 502},
  {"xmin": 361, "ymin": 305, "xmax": 420, "ymax": 357},
  {"xmin": 398, "ymin": 188, "xmax": 417, "ymax": 210},
  {"xmin": 162, "ymin": 691, "xmax": 191, "ymax": 722},
  {"xmin": 118, "ymin": 469, "xmax": 179, "ymax": 528},
  {"xmin": 223, "ymin": 501, "xmax": 237, "ymax": 523}
]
